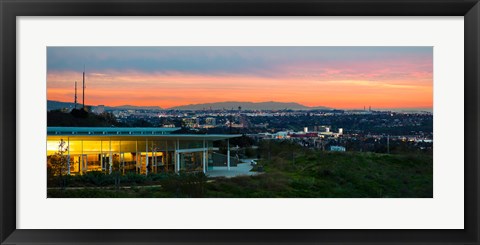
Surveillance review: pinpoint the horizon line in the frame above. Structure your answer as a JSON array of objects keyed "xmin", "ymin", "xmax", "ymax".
[{"xmin": 47, "ymin": 99, "xmax": 433, "ymax": 111}]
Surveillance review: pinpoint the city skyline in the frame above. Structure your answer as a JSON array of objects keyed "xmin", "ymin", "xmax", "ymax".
[{"xmin": 47, "ymin": 46, "xmax": 433, "ymax": 109}]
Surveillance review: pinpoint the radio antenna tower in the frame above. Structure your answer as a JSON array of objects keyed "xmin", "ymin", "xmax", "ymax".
[
  {"xmin": 74, "ymin": 81, "xmax": 77, "ymax": 109},
  {"xmin": 82, "ymin": 65, "xmax": 85, "ymax": 109}
]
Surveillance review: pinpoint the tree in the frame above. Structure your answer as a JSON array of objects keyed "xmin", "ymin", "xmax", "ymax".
[
  {"xmin": 111, "ymin": 153, "xmax": 121, "ymax": 189},
  {"xmin": 47, "ymin": 139, "xmax": 69, "ymax": 189}
]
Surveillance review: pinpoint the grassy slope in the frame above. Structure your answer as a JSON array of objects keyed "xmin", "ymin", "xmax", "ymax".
[{"xmin": 206, "ymin": 151, "xmax": 432, "ymax": 198}]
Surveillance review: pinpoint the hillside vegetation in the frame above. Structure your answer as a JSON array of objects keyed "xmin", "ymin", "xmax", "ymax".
[
  {"xmin": 207, "ymin": 150, "xmax": 432, "ymax": 198},
  {"xmin": 47, "ymin": 110, "xmax": 121, "ymax": 127}
]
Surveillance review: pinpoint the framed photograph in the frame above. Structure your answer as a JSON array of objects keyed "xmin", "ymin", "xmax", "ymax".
[{"xmin": 1, "ymin": 0, "xmax": 479, "ymax": 244}]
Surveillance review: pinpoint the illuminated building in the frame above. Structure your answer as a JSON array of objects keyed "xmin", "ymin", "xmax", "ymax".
[
  {"xmin": 205, "ymin": 117, "xmax": 216, "ymax": 126},
  {"xmin": 182, "ymin": 117, "xmax": 200, "ymax": 128},
  {"xmin": 330, "ymin": 146, "xmax": 346, "ymax": 152},
  {"xmin": 47, "ymin": 127, "xmax": 240, "ymax": 175}
]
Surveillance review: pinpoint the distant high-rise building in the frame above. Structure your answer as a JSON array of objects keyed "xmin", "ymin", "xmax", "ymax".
[{"xmin": 303, "ymin": 127, "xmax": 308, "ymax": 133}]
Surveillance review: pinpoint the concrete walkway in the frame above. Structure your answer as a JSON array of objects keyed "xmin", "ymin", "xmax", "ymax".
[{"xmin": 206, "ymin": 160, "xmax": 260, "ymax": 178}]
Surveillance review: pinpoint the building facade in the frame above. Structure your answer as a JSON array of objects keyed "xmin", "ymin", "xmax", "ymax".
[{"xmin": 47, "ymin": 127, "xmax": 241, "ymax": 175}]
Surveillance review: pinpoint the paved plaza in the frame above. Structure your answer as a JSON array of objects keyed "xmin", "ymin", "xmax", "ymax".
[{"xmin": 206, "ymin": 159, "xmax": 259, "ymax": 178}]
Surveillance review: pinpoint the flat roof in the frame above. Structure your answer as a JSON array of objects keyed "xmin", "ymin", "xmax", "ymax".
[
  {"xmin": 47, "ymin": 134, "xmax": 242, "ymax": 141},
  {"xmin": 47, "ymin": 127, "xmax": 241, "ymax": 141},
  {"xmin": 47, "ymin": 127, "xmax": 181, "ymax": 136}
]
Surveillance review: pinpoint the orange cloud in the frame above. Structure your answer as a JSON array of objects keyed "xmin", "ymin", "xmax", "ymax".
[{"xmin": 47, "ymin": 70, "xmax": 432, "ymax": 109}]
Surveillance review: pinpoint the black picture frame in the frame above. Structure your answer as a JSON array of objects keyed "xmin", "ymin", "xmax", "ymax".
[{"xmin": 1, "ymin": 0, "xmax": 479, "ymax": 244}]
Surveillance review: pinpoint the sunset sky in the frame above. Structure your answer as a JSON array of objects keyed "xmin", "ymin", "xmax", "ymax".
[{"xmin": 47, "ymin": 47, "xmax": 433, "ymax": 109}]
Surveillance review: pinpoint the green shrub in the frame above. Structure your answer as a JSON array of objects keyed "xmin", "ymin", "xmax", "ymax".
[
  {"xmin": 160, "ymin": 172, "xmax": 207, "ymax": 197},
  {"xmin": 121, "ymin": 172, "xmax": 147, "ymax": 184}
]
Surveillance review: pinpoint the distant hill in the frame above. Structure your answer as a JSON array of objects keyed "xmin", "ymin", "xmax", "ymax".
[
  {"xmin": 105, "ymin": 105, "xmax": 162, "ymax": 110},
  {"xmin": 169, "ymin": 101, "xmax": 330, "ymax": 111},
  {"xmin": 47, "ymin": 100, "xmax": 162, "ymax": 111},
  {"xmin": 47, "ymin": 100, "xmax": 329, "ymax": 111},
  {"xmin": 47, "ymin": 100, "xmax": 81, "ymax": 111},
  {"xmin": 47, "ymin": 110, "xmax": 123, "ymax": 127}
]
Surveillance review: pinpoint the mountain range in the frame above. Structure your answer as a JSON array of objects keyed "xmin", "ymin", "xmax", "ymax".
[
  {"xmin": 47, "ymin": 100, "xmax": 329, "ymax": 111},
  {"xmin": 47, "ymin": 100, "xmax": 431, "ymax": 112},
  {"xmin": 170, "ymin": 101, "xmax": 330, "ymax": 110},
  {"xmin": 47, "ymin": 100, "xmax": 162, "ymax": 111}
]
